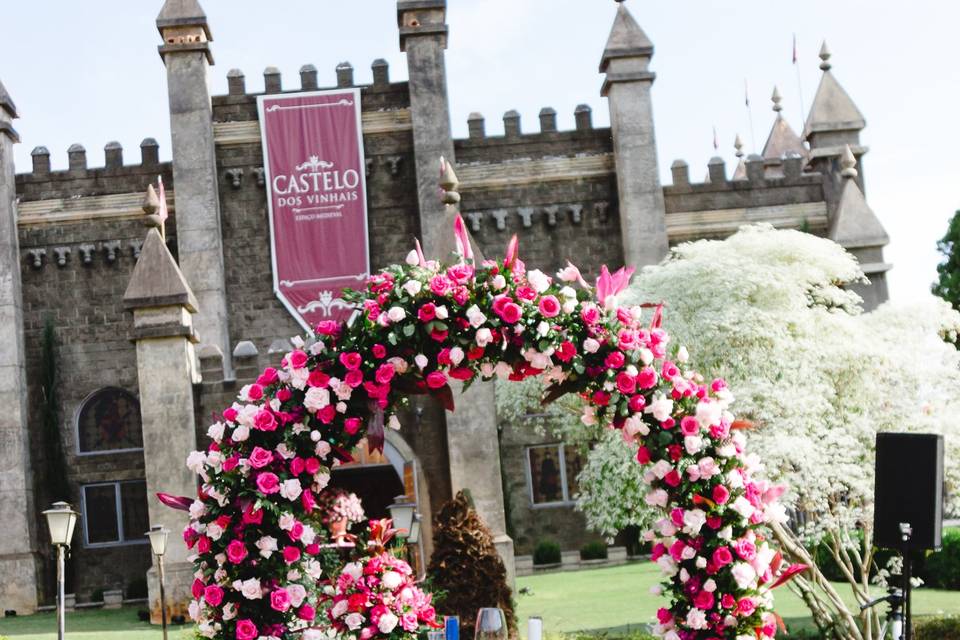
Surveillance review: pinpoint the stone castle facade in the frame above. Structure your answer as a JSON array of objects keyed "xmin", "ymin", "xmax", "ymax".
[{"xmin": 0, "ymin": 0, "xmax": 889, "ymax": 616}]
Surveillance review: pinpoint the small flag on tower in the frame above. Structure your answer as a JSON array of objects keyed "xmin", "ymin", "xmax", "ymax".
[
  {"xmin": 744, "ymin": 79, "xmax": 750, "ymax": 107},
  {"xmin": 712, "ymin": 126, "xmax": 719, "ymax": 150},
  {"xmin": 792, "ymin": 34, "xmax": 798, "ymax": 64}
]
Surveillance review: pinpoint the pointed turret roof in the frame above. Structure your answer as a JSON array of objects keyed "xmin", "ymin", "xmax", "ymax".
[
  {"xmin": 732, "ymin": 134, "xmax": 747, "ymax": 180},
  {"xmin": 0, "ymin": 78, "xmax": 17, "ymax": 119},
  {"xmin": 156, "ymin": 0, "xmax": 211, "ymax": 40},
  {"xmin": 124, "ymin": 228, "xmax": 198, "ymax": 311},
  {"xmin": 829, "ymin": 146, "xmax": 888, "ymax": 248},
  {"xmin": 600, "ymin": 3, "xmax": 654, "ymax": 72},
  {"xmin": 762, "ymin": 87, "xmax": 807, "ymax": 161},
  {"xmin": 804, "ymin": 42, "xmax": 865, "ymax": 138}
]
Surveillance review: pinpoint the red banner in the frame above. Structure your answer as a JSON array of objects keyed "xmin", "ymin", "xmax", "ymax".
[{"xmin": 258, "ymin": 89, "xmax": 369, "ymax": 331}]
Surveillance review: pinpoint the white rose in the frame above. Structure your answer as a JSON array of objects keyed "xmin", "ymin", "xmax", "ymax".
[
  {"xmin": 490, "ymin": 274, "xmax": 506, "ymax": 290},
  {"xmin": 287, "ymin": 584, "xmax": 307, "ymax": 608},
  {"xmin": 256, "ymin": 536, "xmax": 278, "ymax": 558},
  {"xmin": 402, "ymin": 279, "xmax": 422, "ymax": 296},
  {"xmin": 405, "ymin": 250, "xmax": 419, "ymax": 266},
  {"xmin": 186, "ymin": 451, "xmax": 206, "ymax": 474},
  {"xmin": 466, "ymin": 305, "xmax": 487, "ymax": 328},
  {"xmin": 239, "ymin": 578, "xmax": 262, "ymax": 600},
  {"xmin": 449, "ymin": 346, "xmax": 464, "ymax": 365},
  {"xmin": 331, "ymin": 599, "xmax": 349, "ymax": 618},
  {"xmin": 527, "ymin": 269, "xmax": 551, "ymax": 293},
  {"xmin": 206, "ymin": 422, "xmax": 225, "ymax": 442},
  {"xmin": 415, "ymin": 354, "xmax": 428, "ymax": 369},
  {"xmin": 476, "ymin": 328, "xmax": 493, "ymax": 347},
  {"xmin": 378, "ymin": 612, "xmax": 399, "ymax": 634},
  {"xmin": 381, "ymin": 570, "xmax": 403, "ymax": 591},
  {"xmin": 731, "ymin": 562, "xmax": 758, "ymax": 589},
  {"xmin": 342, "ymin": 562, "xmax": 363, "ymax": 580},
  {"xmin": 345, "ymin": 613, "xmax": 364, "ymax": 630},
  {"xmin": 280, "ymin": 478, "xmax": 303, "ymax": 501},
  {"xmin": 303, "ymin": 386, "xmax": 330, "ymax": 413},
  {"xmin": 583, "ymin": 338, "xmax": 600, "ymax": 353},
  {"xmin": 387, "ymin": 307, "xmax": 406, "ymax": 322},
  {"xmin": 435, "ymin": 305, "xmax": 449, "ymax": 319}
]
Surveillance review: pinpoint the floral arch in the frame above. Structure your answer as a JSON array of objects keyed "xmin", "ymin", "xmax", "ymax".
[{"xmin": 174, "ymin": 214, "xmax": 803, "ymax": 640}]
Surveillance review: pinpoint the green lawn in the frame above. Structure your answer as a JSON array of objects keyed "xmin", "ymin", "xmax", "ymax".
[
  {"xmin": 515, "ymin": 562, "xmax": 960, "ymax": 636},
  {"xmin": 0, "ymin": 607, "xmax": 193, "ymax": 640}
]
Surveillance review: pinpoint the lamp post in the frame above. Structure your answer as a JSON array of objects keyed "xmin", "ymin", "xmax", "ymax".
[
  {"xmin": 408, "ymin": 513, "xmax": 422, "ymax": 544},
  {"xmin": 387, "ymin": 496, "xmax": 416, "ymax": 537},
  {"xmin": 42, "ymin": 502, "xmax": 78, "ymax": 640},
  {"xmin": 146, "ymin": 525, "xmax": 170, "ymax": 640}
]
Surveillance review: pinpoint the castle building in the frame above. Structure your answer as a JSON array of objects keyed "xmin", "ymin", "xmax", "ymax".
[{"xmin": 0, "ymin": 0, "xmax": 889, "ymax": 617}]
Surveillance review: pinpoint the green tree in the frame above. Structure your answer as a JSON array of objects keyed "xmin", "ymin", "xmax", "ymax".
[{"xmin": 933, "ymin": 209, "xmax": 960, "ymax": 310}]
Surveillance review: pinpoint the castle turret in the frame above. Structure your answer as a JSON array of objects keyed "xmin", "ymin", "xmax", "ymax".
[
  {"xmin": 761, "ymin": 86, "xmax": 807, "ymax": 175},
  {"xmin": 804, "ymin": 42, "xmax": 867, "ymax": 186},
  {"xmin": 0, "ymin": 78, "xmax": 40, "ymax": 614},
  {"xmin": 397, "ymin": 0, "xmax": 457, "ymax": 257},
  {"xmin": 601, "ymin": 0, "xmax": 668, "ymax": 268},
  {"xmin": 829, "ymin": 145, "xmax": 890, "ymax": 309},
  {"xmin": 156, "ymin": 0, "xmax": 233, "ymax": 377}
]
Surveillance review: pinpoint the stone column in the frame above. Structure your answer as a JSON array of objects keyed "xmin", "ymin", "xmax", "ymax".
[
  {"xmin": 123, "ymin": 227, "xmax": 201, "ymax": 623},
  {"xmin": 397, "ymin": 0, "xmax": 457, "ymax": 256},
  {"xmin": 601, "ymin": 2, "xmax": 669, "ymax": 268},
  {"xmin": 0, "ymin": 79, "xmax": 40, "ymax": 614},
  {"xmin": 156, "ymin": 0, "xmax": 233, "ymax": 378}
]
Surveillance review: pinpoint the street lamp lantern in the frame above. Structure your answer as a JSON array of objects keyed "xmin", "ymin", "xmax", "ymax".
[
  {"xmin": 387, "ymin": 495, "xmax": 416, "ymax": 536},
  {"xmin": 408, "ymin": 513, "xmax": 422, "ymax": 544},
  {"xmin": 146, "ymin": 525, "xmax": 171, "ymax": 640},
  {"xmin": 147, "ymin": 525, "xmax": 170, "ymax": 557},
  {"xmin": 42, "ymin": 502, "xmax": 79, "ymax": 640},
  {"xmin": 43, "ymin": 501, "xmax": 78, "ymax": 548}
]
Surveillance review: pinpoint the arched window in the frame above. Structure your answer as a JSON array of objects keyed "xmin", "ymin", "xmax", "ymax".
[{"xmin": 76, "ymin": 387, "xmax": 143, "ymax": 454}]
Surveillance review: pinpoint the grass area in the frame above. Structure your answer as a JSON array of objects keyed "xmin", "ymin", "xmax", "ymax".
[
  {"xmin": 515, "ymin": 562, "xmax": 960, "ymax": 636},
  {"xmin": 0, "ymin": 607, "xmax": 193, "ymax": 640}
]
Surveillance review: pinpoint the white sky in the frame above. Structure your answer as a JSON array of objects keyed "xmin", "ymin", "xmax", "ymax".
[{"xmin": 2, "ymin": 0, "xmax": 956, "ymax": 302}]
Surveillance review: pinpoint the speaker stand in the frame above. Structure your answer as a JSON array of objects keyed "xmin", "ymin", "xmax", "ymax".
[{"xmin": 900, "ymin": 522, "xmax": 913, "ymax": 640}]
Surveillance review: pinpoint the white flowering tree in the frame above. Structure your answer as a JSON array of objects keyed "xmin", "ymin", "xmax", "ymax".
[{"xmin": 498, "ymin": 225, "xmax": 960, "ymax": 639}]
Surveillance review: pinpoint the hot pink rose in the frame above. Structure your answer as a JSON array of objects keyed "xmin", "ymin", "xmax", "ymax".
[
  {"xmin": 616, "ymin": 372, "xmax": 636, "ymax": 394},
  {"xmin": 344, "ymin": 417, "xmax": 362, "ymax": 435},
  {"xmin": 222, "ymin": 407, "xmax": 238, "ymax": 422},
  {"xmin": 226, "ymin": 539, "xmax": 248, "ymax": 564},
  {"xmin": 680, "ymin": 416, "xmax": 700, "ymax": 436},
  {"xmin": 256, "ymin": 472, "xmax": 280, "ymax": 494},
  {"xmin": 721, "ymin": 593, "xmax": 737, "ymax": 610},
  {"xmin": 308, "ymin": 370, "xmax": 330, "ymax": 388},
  {"xmin": 712, "ymin": 546, "xmax": 733, "ymax": 567},
  {"xmin": 712, "ymin": 484, "xmax": 730, "ymax": 505},
  {"xmin": 656, "ymin": 608, "xmax": 672, "ymax": 624},
  {"xmin": 290, "ymin": 457, "xmax": 306, "ymax": 476},
  {"xmin": 203, "ymin": 584, "xmax": 224, "ymax": 607},
  {"xmin": 580, "ymin": 304, "xmax": 600, "ymax": 325},
  {"xmin": 270, "ymin": 588, "xmax": 291, "ymax": 612},
  {"xmin": 298, "ymin": 604, "xmax": 317, "ymax": 621},
  {"xmin": 418, "ymin": 303, "xmax": 437, "ymax": 322},
  {"xmin": 693, "ymin": 590, "xmax": 715, "ymax": 611},
  {"xmin": 288, "ymin": 350, "xmax": 308, "ymax": 369},
  {"xmin": 637, "ymin": 367, "xmax": 658, "ymax": 389},
  {"xmin": 256, "ymin": 367, "xmax": 278, "ymax": 386},
  {"xmin": 737, "ymin": 597, "xmax": 756, "ymax": 617},
  {"xmin": 605, "ymin": 351, "xmax": 625, "ymax": 369},
  {"xmin": 315, "ymin": 320, "xmax": 340, "ymax": 336},
  {"xmin": 191, "ymin": 579, "xmax": 205, "ymax": 599},
  {"xmin": 339, "ymin": 352, "xmax": 362, "ymax": 370},
  {"xmin": 246, "ymin": 384, "xmax": 264, "ymax": 401},
  {"xmin": 425, "ymin": 371, "xmax": 447, "ymax": 389},
  {"xmin": 375, "ymin": 363, "xmax": 395, "ymax": 384},
  {"xmin": 282, "ymin": 545, "xmax": 301, "ymax": 564},
  {"xmin": 500, "ymin": 302, "xmax": 522, "ymax": 324},
  {"xmin": 429, "ymin": 275, "xmax": 451, "ymax": 296},
  {"xmin": 734, "ymin": 538, "xmax": 757, "ymax": 561},
  {"xmin": 197, "ymin": 536, "xmax": 211, "ymax": 554},
  {"xmin": 305, "ymin": 458, "xmax": 321, "ymax": 474},
  {"xmin": 635, "ymin": 446, "xmax": 651, "ymax": 464},
  {"xmin": 248, "ymin": 446, "xmax": 273, "ymax": 469},
  {"xmin": 538, "ymin": 295, "xmax": 561, "ymax": 318},
  {"xmin": 253, "ymin": 409, "xmax": 276, "ymax": 432},
  {"xmin": 235, "ymin": 619, "xmax": 258, "ymax": 640}
]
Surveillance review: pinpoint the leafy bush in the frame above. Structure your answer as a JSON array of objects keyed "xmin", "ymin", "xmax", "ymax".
[
  {"xmin": 921, "ymin": 529, "xmax": 960, "ymax": 590},
  {"xmin": 532, "ymin": 539, "xmax": 561, "ymax": 566},
  {"xmin": 427, "ymin": 491, "xmax": 516, "ymax": 639},
  {"xmin": 915, "ymin": 616, "xmax": 960, "ymax": 640},
  {"xmin": 580, "ymin": 541, "xmax": 608, "ymax": 561}
]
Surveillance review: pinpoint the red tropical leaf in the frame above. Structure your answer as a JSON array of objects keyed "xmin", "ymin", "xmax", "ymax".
[
  {"xmin": 769, "ymin": 563, "xmax": 808, "ymax": 590},
  {"xmin": 156, "ymin": 492, "xmax": 193, "ymax": 512}
]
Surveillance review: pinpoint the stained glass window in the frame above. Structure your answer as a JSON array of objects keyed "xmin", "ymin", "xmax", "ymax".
[{"xmin": 77, "ymin": 388, "xmax": 143, "ymax": 453}]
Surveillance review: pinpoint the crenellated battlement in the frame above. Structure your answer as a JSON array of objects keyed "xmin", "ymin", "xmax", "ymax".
[{"xmin": 16, "ymin": 138, "xmax": 171, "ymax": 200}]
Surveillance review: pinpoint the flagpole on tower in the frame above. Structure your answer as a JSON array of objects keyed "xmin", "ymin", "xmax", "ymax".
[
  {"xmin": 793, "ymin": 34, "xmax": 807, "ymax": 126},
  {"xmin": 744, "ymin": 79, "xmax": 757, "ymax": 153}
]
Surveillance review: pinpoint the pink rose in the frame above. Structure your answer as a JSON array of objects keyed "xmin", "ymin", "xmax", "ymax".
[
  {"xmin": 712, "ymin": 484, "xmax": 731, "ymax": 505},
  {"xmin": 661, "ymin": 360, "xmax": 679, "ymax": 379},
  {"xmin": 500, "ymin": 302, "xmax": 522, "ymax": 324},
  {"xmin": 256, "ymin": 472, "xmax": 280, "ymax": 494},
  {"xmin": 737, "ymin": 597, "xmax": 756, "ymax": 617},
  {"xmin": 253, "ymin": 409, "xmax": 276, "ymax": 432},
  {"xmin": 256, "ymin": 367, "xmax": 278, "ymax": 386},
  {"xmin": 316, "ymin": 320, "xmax": 340, "ymax": 336},
  {"xmin": 339, "ymin": 352, "xmax": 362, "ymax": 370},
  {"xmin": 345, "ymin": 370, "xmax": 363, "ymax": 388},
  {"xmin": 290, "ymin": 457, "xmax": 305, "ymax": 476},
  {"xmin": 226, "ymin": 540, "xmax": 248, "ymax": 564},
  {"xmin": 282, "ymin": 545, "xmax": 301, "ymax": 564},
  {"xmin": 580, "ymin": 304, "xmax": 600, "ymax": 325},
  {"xmin": 680, "ymin": 416, "xmax": 700, "ymax": 436},
  {"xmin": 270, "ymin": 588, "xmax": 291, "ymax": 612},
  {"xmin": 375, "ymin": 363, "xmax": 395, "ymax": 384},
  {"xmin": 429, "ymin": 275, "xmax": 451, "ymax": 296},
  {"xmin": 734, "ymin": 538, "xmax": 757, "ymax": 561},
  {"xmin": 191, "ymin": 579, "xmax": 204, "ymax": 599},
  {"xmin": 288, "ymin": 350, "xmax": 308, "ymax": 369},
  {"xmin": 344, "ymin": 417, "xmax": 362, "ymax": 435},
  {"xmin": 616, "ymin": 372, "xmax": 636, "ymax": 395},
  {"xmin": 222, "ymin": 407, "xmax": 238, "ymax": 422},
  {"xmin": 235, "ymin": 619, "xmax": 258, "ymax": 640},
  {"xmin": 418, "ymin": 303, "xmax": 437, "ymax": 322},
  {"xmin": 635, "ymin": 446, "xmax": 651, "ymax": 464},
  {"xmin": 203, "ymin": 584, "xmax": 224, "ymax": 607},
  {"xmin": 308, "ymin": 370, "xmax": 330, "ymax": 388},
  {"xmin": 656, "ymin": 608, "xmax": 672, "ymax": 624},
  {"xmin": 425, "ymin": 371, "xmax": 447, "ymax": 389},
  {"xmin": 248, "ymin": 446, "xmax": 273, "ymax": 469},
  {"xmin": 605, "ymin": 351, "xmax": 625, "ymax": 369},
  {"xmin": 246, "ymin": 384, "xmax": 264, "ymax": 401},
  {"xmin": 538, "ymin": 295, "xmax": 561, "ymax": 318},
  {"xmin": 712, "ymin": 546, "xmax": 733, "ymax": 567},
  {"xmin": 693, "ymin": 590, "xmax": 715, "ymax": 611},
  {"xmin": 628, "ymin": 395, "xmax": 646, "ymax": 412},
  {"xmin": 298, "ymin": 604, "xmax": 317, "ymax": 621},
  {"xmin": 637, "ymin": 367, "xmax": 658, "ymax": 389},
  {"xmin": 618, "ymin": 329, "xmax": 639, "ymax": 351}
]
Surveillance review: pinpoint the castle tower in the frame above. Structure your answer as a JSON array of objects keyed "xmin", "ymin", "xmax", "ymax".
[
  {"xmin": 397, "ymin": 0, "xmax": 457, "ymax": 256},
  {"xmin": 829, "ymin": 145, "xmax": 890, "ymax": 309},
  {"xmin": 0, "ymin": 78, "xmax": 40, "ymax": 614},
  {"xmin": 156, "ymin": 0, "xmax": 233, "ymax": 377},
  {"xmin": 804, "ymin": 42, "xmax": 867, "ymax": 188},
  {"xmin": 398, "ymin": 1, "xmax": 516, "ymax": 585},
  {"xmin": 601, "ymin": 0, "xmax": 669, "ymax": 268},
  {"xmin": 762, "ymin": 87, "xmax": 807, "ymax": 165}
]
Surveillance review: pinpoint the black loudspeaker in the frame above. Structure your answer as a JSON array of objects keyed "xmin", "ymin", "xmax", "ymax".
[{"xmin": 873, "ymin": 432, "xmax": 944, "ymax": 550}]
